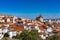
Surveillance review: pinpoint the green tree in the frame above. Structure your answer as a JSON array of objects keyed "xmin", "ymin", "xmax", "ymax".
[
  {"xmin": 46, "ymin": 35, "xmax": 58, "ymax": 40},
  {"xmin": 16, "ymin": 30, "xmax": 42, "ymax": 40},
  {"xmin": 28, "ymin": 30, "xmax": 41, "ymax": 40}
]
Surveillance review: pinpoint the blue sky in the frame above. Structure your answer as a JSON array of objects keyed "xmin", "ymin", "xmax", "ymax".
[{"xmin": 0, "ymin": 0, "xmax": 60, "ymax": 19}]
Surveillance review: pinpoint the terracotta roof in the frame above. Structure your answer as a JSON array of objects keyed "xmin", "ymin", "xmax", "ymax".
[
  {"xmin": 38, "ymin": 24, "xmax": 46, "ymax": 30},
  {"xmin": 9, "ymin": 24, "xmax": 24, "ymax": 32},
  {"xmin": 0, "ymin": 26, "xmax": 6, "ymax": 29},
  {"xmin": 4, "ymin": 22, "xmax": 24, "ymax": 32}
]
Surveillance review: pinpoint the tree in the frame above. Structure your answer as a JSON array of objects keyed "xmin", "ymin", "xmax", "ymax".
[
  {"xmin": 28, "ymin": 30, "xmax": 40, "ymax": 40},
  {"xmin": 16, "ymin": 30, "xmax": 42, "ymax": 40},
  {"xmin": 46, "ymin": 35, "xmax": 58, "ymax": 40}
]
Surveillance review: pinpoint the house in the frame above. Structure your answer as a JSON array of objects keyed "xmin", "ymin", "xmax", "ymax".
[
  {"xmin": 39, "ymin": 34, "xmax": 46, "ymax": 40},
  {"xmin": 7, "ymin": 18, "xmax": 10, "ymax": 22},
  {"xmin": 13, "ymin": 16, "xmax": 17, "ymax": 23},
  {"xmin": 3, "ymin": 27, "xmax": 9, "ymax": 33},
  {"xmin": 46, "ymin": 26, "xmax": 53, "ymax": 34},
  {"xmin": 8, "ymin": 30, "xmax": 17, "ymax": 39},
  {"xmin": 0, "ymin": 29, "xmax": 4, "ymax": 39}
]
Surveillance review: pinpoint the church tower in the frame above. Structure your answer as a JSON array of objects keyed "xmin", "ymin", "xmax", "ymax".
[
  {"xmin": 39, "ymin": 14, "xmax": 43, "ymax": 22},
  {"xmin": 36, "ymin": 14, "xmax": 43, "ymax": 22}
]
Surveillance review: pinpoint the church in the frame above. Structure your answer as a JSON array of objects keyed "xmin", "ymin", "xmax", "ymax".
[{"xmin": 36, "ymin": 14, "xmax": 43, "ymax": 22}]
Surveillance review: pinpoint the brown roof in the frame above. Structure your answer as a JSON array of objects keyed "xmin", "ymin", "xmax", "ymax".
[{"xmin": 5, "ymin": 22, "xmax": 24, "ymax": 32}]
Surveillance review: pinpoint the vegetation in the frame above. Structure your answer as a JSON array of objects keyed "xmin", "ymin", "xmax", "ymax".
[
  {"xmin": 46, "ymin": 35, "xmax": 58, "ymax": 40},
  {"xmin": 2, "ymin": 33, "xmax": 9, "ymax": 40},
  {"xmin": 3, "ymin": 30, "xmax": 60, "ymax": 40},
  {"xmin": 15, "ymin": 30, "xmax": 42, "ymax": 40}
]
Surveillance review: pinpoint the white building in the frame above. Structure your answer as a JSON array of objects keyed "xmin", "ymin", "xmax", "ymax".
[
  {"xmin": 9, "ymin": 31, "xmax": 17, "ymax": 39},
  {"xmin": 13, "ymin": 16, "xmax": 17, "ymax": 23},
  {"xmin": 39, "ymin": 35, "xmax": 46, "ymax": 40},
  {"xmin": 3, "ymin": 28, "xmax": 8, "ymax": 33},
  {"xmin": 0, "ymin": 29, "xmax": 4, "ymax": 39},
  {"xmin": 46, "ymin": 27, "xmax": 53, "ymax": 34},
  {"xmin": 7, "ymin": 18, "xmax": 10, "ymax": 22}
]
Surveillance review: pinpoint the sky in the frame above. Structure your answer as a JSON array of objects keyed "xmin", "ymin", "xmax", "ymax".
[{"xmin": 0, "ymin": 0, "xmax": 60, "ymax": 19}]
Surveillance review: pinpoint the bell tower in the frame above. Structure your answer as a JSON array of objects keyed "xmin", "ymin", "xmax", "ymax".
[
  {"xmin": 36, "ymin": 14, "xmax": 43, "ymax": 22},
  {"xmin": 39, "ymin": 14, "xmax": 43, "ymax": 22}
]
